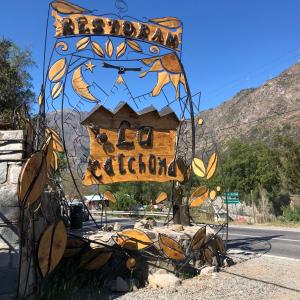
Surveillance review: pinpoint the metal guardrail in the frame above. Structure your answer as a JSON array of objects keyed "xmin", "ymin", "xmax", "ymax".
[{"xmin": 90, "ymin": 210, "xmax": 168, "ymax": 218}]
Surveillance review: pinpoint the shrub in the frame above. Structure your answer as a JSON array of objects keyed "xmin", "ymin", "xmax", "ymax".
[{"xmin": 282, "ymin": 205, "xmax": 300, "ymax": 222}]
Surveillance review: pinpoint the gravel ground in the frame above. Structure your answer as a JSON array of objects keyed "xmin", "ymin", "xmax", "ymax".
[{"xmin": 117, "ymin": 255, "xmax": 300, "ymax": 300}]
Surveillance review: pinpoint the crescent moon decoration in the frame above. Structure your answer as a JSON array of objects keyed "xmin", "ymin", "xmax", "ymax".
[{"xmin": 72, "ymin": 66, "xmax": 98, "ymax": 102}]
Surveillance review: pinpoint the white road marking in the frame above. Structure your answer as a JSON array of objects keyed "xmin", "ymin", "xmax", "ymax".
[
  {"xmin": 229, "ymin": 233, "xmax": 300, "ymax": 243},
  {"xmin": 263, "ymin": 254, "xmax": 300, "ymax": 262}
]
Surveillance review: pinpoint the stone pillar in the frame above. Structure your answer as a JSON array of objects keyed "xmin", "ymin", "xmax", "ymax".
[{"xmin": 0, "ymin": 130, "xmax": 25, "ymax": 300}]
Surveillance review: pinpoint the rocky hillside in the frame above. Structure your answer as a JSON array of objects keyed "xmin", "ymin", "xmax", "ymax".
[
  {"xmin": 198, "ymin": 62, "xmax": 300, "ymax": 150},
  {"xmin": 47, "ymin": 62, "xmax": 300, "ymax": 159}
]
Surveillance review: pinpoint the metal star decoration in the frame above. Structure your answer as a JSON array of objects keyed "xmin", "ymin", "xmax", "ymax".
[{"xmin": 85, "ymin": 61, "xmax": 95, "ymax": 72}]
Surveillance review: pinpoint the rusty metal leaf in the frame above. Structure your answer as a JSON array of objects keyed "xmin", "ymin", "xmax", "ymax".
[
  {"xmin": 150, "ymin": 16, "xmax": 181, "ymax": 29},
  {"xmin": 103, "ymin": 191, "xmax": 116, "ymax": 203},
  {"xmin": 92, "ymin": 42, "xmax": 105, "ymax": 57},
  {"xmin": 206, "ymin": 153, "xmax": 218, "ymax": 180},
  {"xmin": 18, "ymin": 151, "xmax": 48, "ymax": 206},
  {"xmin": 45, "ymin": 128, "xmax": 64, "ymax": 153},
  {"xmin": 79, "ymin": 248, "xmax": 112, "ymax": 270},
  {"xmin": 51, "ymin": 82, "xmax": 63, "ymax": 100},
  {"xmin": 189, "ymin": 186, "xmax": 209, "ymax": 207},
  {"xmin": 51, "ymin": 0, "xmax": 88, "ymax": 14},
  {"xmin": 191, "ymin": 227, "xmax": 206, "ymax": 251},
  {"xmin": 76, "ymin": 37, "xmax": 90, "ymax": 50},
  {"xmin": 155, "ymin": 192, "xmax": 168, "ymax": 204},
  {"xmin": 152, "ymin": 71, "xmax": 170, "ymax": 96},
  {"xmin": 161, "ymin": 53, "xmax": 182, "ymax": 73},
  {"xmin": 127, "ymin": 40, "xmax": 142, "ymax": 52},
  {"xmin": 38, "ymin": 220, "xmax": 67, "ymax": 277},
  {"xmin": 158, "ymin": 234, "xmax": 185, "ymax": 260},
  {"xmin": 170, "ymin": 74, "xmax": 180, "ymax": 98},
  {"xmin": 116, "ymin": 229, "xmax": 153, "ymax": 250},
  {"xmin": 209, "ymin": 190, "xmax": 217, "ymax": 200},
  {"xmin": 105, "ymin": 39, "xmax": 114, "ymax": 57},
  {"xmin": 192, "ymin": 158, "xmax": 206, "ymax": 178},
  {"xmin": 116, "ymin": 42, "xmax": 127, "ymax": 58},
  {"xmin": 48, "ymin": 58, "xmax": 66, "ymax": 82}
]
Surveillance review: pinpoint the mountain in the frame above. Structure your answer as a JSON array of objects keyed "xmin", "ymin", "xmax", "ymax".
[
  {"xmin": 197, "ymin": 62, "xmax": 300, "ymax": 150},
  {"xmin": 47, "ymin": 62, "xmax": 300, "ymax": 161}
]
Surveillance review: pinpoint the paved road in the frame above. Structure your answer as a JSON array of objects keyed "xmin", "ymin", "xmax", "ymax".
[
  {"xmin": 227, "ymin": 225, "xmax": 300, "ymax": 260},
  {"xmin": 82, "ymin": 217, "xmax": 300, "ymax": 260}
]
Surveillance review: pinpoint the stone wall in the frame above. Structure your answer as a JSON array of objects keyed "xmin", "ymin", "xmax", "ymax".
[
  {"xmin": 0, "ymin": 130, "xmax": 61, "ymax": 299},
  {"xmin": 0, "ymin": 130, "xmax": 25, "ymax": 300}
]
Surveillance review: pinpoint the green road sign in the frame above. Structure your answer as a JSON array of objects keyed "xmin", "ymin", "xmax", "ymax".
[
  {"xmin": 224, "ymin": 199, "xmax": 240, "ymax": 204},
  {"xmin": 224, "ymin": 192, "xmax": 239, "ymax": 197}
]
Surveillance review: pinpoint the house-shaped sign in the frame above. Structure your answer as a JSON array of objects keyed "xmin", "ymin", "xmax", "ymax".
[{"xmin": 81, "ymin": 102, "xmax": 184, "ymax": 185}]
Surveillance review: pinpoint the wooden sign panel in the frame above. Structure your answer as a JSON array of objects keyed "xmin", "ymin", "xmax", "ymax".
[
  {"xmin": 52, "ymin": 12, "xmax": 182, "ymax": 50},
  {"xmin": 82, "ymin": 103, "xmax": 184, "ymax": 185}
]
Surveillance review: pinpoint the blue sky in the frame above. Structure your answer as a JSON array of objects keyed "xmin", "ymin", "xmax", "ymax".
[{"xmin": 1, "ymin": 0, "xmax": 300, "ymax": 113}]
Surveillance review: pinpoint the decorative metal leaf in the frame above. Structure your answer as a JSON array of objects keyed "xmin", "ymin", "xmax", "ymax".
[
  {"xmin": 79, "ymin": 248, "xmax": 112, "ymax": 270},
  {"xmin": 51, "ymin": 0, "xmax": 89, "ymax": 14},
  {"xmin": 116, "ymin": 42, "xmax": 127, "ymax": 58},
  {"xmin": 152, "ymin": 71, "xmax": 170, "ymax": 96},
  {"xmin": 192, "ymin": 158, "xmax": 206, "ymax": 177},
  {"xmin": 92, "ymin": 42, "xmax": 105, "ymax": 57},
  {"xmin": 150, "ymin": 16, "xmax": 181, "ymax": 29},
  {"xmin": 189, "ymin": 186, "xmax": 209, "ymax": 207},
  {"xmin": 38, "ymin": 220, "xmax": 67, "ymax": 277},
  {"xmin": 48, "ymin": 58, "xmax": 66, "ymax": 82},
  {"xmin": 209, "ymin": 190, "xmax": 217, "ymax": 200},
  {"xmin": 206, "ymin": 153, "xmax": 218, "ymax": 180},
  {"xmin": 72, "ymin": 66, "xmax": 97, "ymax": 101},
  {"xmin": 198, "ymin": 118, "xmax": 204, "ymax": 125},
  {"xmin": 127, "ymin": 40, "xmax": 142, "ymax": 52},
  {"xmin": 161, "ymin": 53, "xmax": 182, "ymax": 73},
  {"xmin": 18, "ymin": 151, "xmax": 47, "ymax": 206},
  {"xmin": 56, "ymin": 41, "xmax": 68, "ymax": 51},
  {"xmin": 76, "ymin": 37, "xmax": 90, "ymax": 50},
  {"xmin": 45, "ymin": 128, "xmax": 64, "ymax": 153},
  {"xmin": 51, "ymin": 82, "xmax": 63, "ymax": 100},
  {"xmin": 104, "ymin": 191, "xmax": 116, "ymax": 203},
  {"xmin": 203, "ymin": 248, "xmax": 214, "ymax": 265},
  {"xmin": 155, "ymin": 192, "xmax": 168, "ymax": 204},
  {"xmin": 191, "ymin": 227, "xmax": 206, "ymax": 251},
  {"xmin": 116, "ymin": 74, "xmax": 125, "ymax": 84},
  {"xmin": 105, "ymin": 39, "xmax": 114, "ymax": 57},
  {"xmin": 63, "ymin": 248, "xmax": 82, "ymax": 258},
  {"xmin": 116, "ymin": 229, "xmax": 153, "ymax": 250},
  {"xmin": 38, "ymin": 90, "xmax": 45, "ymax": 106},
  {"xmin": 158, "ymin": 234, "xmax": 185, "ymax": 260}
]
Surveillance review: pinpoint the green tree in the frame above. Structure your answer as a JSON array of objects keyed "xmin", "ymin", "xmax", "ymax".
[{"xmin": 0, "ymin": 39, "xmax": 35, "ymax": 121}]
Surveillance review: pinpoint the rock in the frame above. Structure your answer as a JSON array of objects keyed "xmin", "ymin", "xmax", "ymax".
[
  {"xmin": 113, "ymin": 222, "xmax": 122, "ymax": 231},
  {"xmin": 102, "ymin": 224, "xmax": 113, "ymax": 231},
  {"xmin": 223, "ymin": 257, "xmax": 235, "ymax": 267},
  {"xmin": 8, "ymin": 164, "xmax": 22, "ymax": 184},
  {"xmin": 140, "ymin": 218, "xmax": 148, "ymax": 225},
  {"xmin": 200, "ymin": 266, "xmax": 217, "ymax": 276},
  {"xmin": 148, "ymin": 272, "xmax": 181, "ymax": 289},
  {"xmin": 109, "ymin": 276, "xmax": 130, "ymax": 292},
  {"xmin": 172, "ymin": 224, "xmax": 184, "ymax": 232},
  {"xmin": 134, "ymin": 222, "xmax": 144, "ymax": 229},
  {"xmin": 0, "ymin": 162, "xmax": 7, "ymax": 184},
  {"xmin": 147, "ymin": 218, "xmax": 157, "ymax": 228}
]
